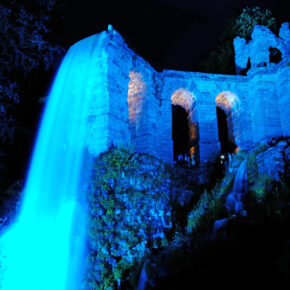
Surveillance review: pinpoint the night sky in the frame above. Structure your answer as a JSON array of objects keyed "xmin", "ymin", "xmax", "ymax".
[{"xmin": 61, "ymin": 0, "xmax": 290, "ymax": 71}]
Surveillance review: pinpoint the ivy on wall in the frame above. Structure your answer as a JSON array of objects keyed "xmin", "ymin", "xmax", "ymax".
[{"xmin": 84, "ymin": 147, "xmax": 172, "ymax": 289}]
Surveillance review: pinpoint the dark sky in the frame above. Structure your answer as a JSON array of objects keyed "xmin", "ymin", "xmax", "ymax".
[{"xmin": 61, "ymin": 0, "xmax": 289, "ymax": 71}]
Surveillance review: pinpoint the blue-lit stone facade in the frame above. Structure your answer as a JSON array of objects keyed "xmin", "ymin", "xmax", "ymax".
[{"xmin": 87, "ymin": 23, "xmax": 290, "ymax": 164}]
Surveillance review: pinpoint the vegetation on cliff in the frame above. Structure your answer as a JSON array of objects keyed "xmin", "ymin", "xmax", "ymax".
[
  {"xmin": 84, "ymin": 147, "xmax": 172, "ymax": 289},
  {"xmin": 0, "ymin": 138, "xmax": 289, "ymax": 289},
  {"xmin": 83, "ymin": 138, "xmax": 290, "ymax": 289},
  {"xmin": 146, "ymin": 137, "xmax": 290, "ymax": 289},
  {"xmin": 196, "ymin": 6, "xmax": 278, "ymax": 74}
]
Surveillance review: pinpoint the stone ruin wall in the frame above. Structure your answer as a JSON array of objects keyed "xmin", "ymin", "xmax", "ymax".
[{"xmin": 87, "ymin": 23, "xmax": 290, "ymax": 164}]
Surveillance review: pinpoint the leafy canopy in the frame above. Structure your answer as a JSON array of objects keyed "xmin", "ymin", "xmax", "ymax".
[
  {"xmin": 195, "ymin": 6, "xmax": 278, "ymax": 75},
  {"xmin": 0, "ymin": 0, "xmax": 67, "ymax": 143}
]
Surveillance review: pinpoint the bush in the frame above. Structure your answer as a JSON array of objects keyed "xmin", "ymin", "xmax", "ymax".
[
  {"xmin": 186, "ymin": 166, "xmax": 236, "ymax": 234},
  {"xmin": 250, "ymin": 174, "xmax": 272, "ymax": 202},
  {"xmin": 83, "ymin": 147, "xmax": 172, "ymax": 289}
]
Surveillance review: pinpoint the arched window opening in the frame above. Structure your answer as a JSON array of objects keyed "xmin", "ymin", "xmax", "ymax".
[
  {"xmin": 269, "ymin": 47, "xmax": 282, "ymax": 64},
  {"xmin": 215, "ymin": 91, "xmax": 240, "ymax": 155},
  {"xmin": 171, "ymin": 89, "xmax": 199, "ymax": 165}
]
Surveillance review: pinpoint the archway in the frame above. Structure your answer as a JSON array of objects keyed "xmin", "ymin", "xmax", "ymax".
[
  {"xmin": 215, "ymin": 91, "xmax": 240, "ymax": 154},
  {"xmin": 171, "ymin": 89, "xmax": 199, "ymax": 164}
]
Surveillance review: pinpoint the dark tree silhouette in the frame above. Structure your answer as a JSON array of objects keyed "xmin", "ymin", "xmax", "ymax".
[
  {"xmin": 0, "ymin": 0, "xmax": 67, "ymax": 143},
  {"xmin": 195, "ymin": 6, "xmax": 278, "ymax": 75}
]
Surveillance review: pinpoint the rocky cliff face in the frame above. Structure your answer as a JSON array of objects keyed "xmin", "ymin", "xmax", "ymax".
[{"xmin": 256, "ymin": 139, "xmax": 290, "ymax": 181}]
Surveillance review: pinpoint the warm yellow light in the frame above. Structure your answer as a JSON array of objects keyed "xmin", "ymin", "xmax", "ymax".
[
  {"xmin": 171, "ymin": 88, "xmax": 195, "ymax": 113},
  {"xmin": 127, "ymin": 71, "xmax": 146, "ymax": 124},
  {"xmin": 215, "ymin": 91, "xmax": 239, "ymax": 112},
  {"xmin": 189, "ymin": 146, "xmax": 195, "ymax": 165},
  {"xmin": 234, "ymin": 146, "xmax": 240, "ymax": 154}
]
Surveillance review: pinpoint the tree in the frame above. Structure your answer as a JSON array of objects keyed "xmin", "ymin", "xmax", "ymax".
[
  {"xmin": 195, "ymin": 6, "xmax": 278, "ymax": 75},
  {"xmin": 0, "ymin": 0, "xmax": 67, "ymax": 143}
]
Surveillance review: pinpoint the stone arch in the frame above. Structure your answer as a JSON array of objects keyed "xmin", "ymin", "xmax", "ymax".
[
  {"xmin": 171, "ymin": 88, "xmax": 195, "ymax": 113},
  {"xmin": 171, "ymin": 89, "xmax": 199, "ymax": 164},
  {"xmin": 215, "ymin": 91, "xmax": 240, "ymax": 154},
  {"xmin": 127, "ymin": 71, "xmax": 146, "ymax": 141}
]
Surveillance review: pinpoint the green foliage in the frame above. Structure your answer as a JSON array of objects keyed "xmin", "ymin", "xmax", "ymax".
[
  {"xmin": 245, "ymin": 143, "xmax": 275, "ymax": 202},
  {"xmin": 0, "ymin": 0, "xmax": 67, "ymax": 143},
  {"xmin": 244, "ymin": 140, "xmax": 290, "ymax": 219},
  {"xmin": 254, "ymin": 142, "xmax": 269, "ymax": 154},
  {"xmin": 260, "ymin": 151, "xmax": 290, "ymax": 220},
  {"xmin": 0, "ymin": 0, "xmax": 66, "ymax": 74},
  {"xmin": 0, "ymin": 77, "xmax": 19, "ymax": 142},
  {"xmin": 195, "ymin": 6, "xmax": 278, "ymax": 74},
  {"xmin": 251, "ymin": 174, "xmax": 272, "ymax": 201},
  {"xmin": 144, "ymin": 142, "xmax": 290, "ymax": 287},
  {"xmin": 228, "ymin": 7, "xmax": 277, "ymax": 41},
  {"xmin": 186, "ymin": 169, "xmax": 235, "ymax": 234},
  {"xmin": 84, "ymin": 147, "xmax": 171, "ymax": 289},
  {"xmin": 186, "ymin": 192, "xmax": 210, "ymax": 232},
  {"xmin": 246, "ymin": 152, "xmax": 258, "ymax": 183}
]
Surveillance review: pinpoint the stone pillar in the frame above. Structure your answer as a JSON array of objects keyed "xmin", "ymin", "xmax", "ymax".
[
  {"xmin": 237, "ymin": 90, "xmax": 254, "ymax": 150},
  {"xmin": 251, "ymin": 77, "xmax": 282, "ymax": 143},
  {"xmin": 198, "ymin": 94, "xmax": 220, "ymax": 163},
  {"xmin": 130, "ymin": 67, "xmax": 159, "ymax": 158},
  {"xmin": 157, "ymin": 85, "xmax": 174, "ymax": 164}
]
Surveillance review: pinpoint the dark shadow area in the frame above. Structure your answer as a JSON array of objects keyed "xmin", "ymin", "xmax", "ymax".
[
  {"xmin": 172, "ymin": 105, "xmax": 189, "ymax": 161},
  {"xmin": 240, "ymin": 57, "xmax": 251, "ymax": 76},
  {"xmin": 150, "ymin": 216, "xmax": 290, "ymax": 289},
  {"xmin": 269, "ymin": 47, "xmax": 282, "ymax": 64},
  {"xmin": 216, "ymin": 107, "xmax": 237, "ymax": 154},
  {"xmin": 216, "ymin": 107, "xmax": 229, "ymax": 154}
]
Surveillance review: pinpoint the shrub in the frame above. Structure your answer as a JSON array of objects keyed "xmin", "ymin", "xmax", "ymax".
[
  {"xmin": 186, "ymin": 171, "xmax": 235, "ymax": 234},
  {"xmin": 83, "ymin": 147, "xmax": 172, "ymax": 289},
  {"xmin": 254, "ymin": 142, "xmax": 268, "ymax": 154},
  {"xmin": 250, "ymin": 174, "xmax": 272, "ymax": 202}
]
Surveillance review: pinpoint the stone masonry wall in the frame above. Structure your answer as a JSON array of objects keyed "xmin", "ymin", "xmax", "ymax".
[{"xmin": 86, "ymin": 24, "xmax": 290, "ymax": 165}]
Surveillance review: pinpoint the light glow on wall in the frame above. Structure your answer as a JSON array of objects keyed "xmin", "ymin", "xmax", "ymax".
[
  {"xmin": 171, "ymin": 88, "xmax": 195, "ymax": 113},
  {"xmin": 127, "ymin": 71, "xmax": 147, "ymax": 137},
  {"xmin": 215, "ymin": 91, "xmax": 239, "ymax": 112},
  {"xmin": 215, "ymin": 91, "xmax": 241, "ymax": 150}
]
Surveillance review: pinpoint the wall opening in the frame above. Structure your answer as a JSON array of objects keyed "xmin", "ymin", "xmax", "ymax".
[
  {"xmin": 171, "ymin": 89, "xmax": 199, "ymax": 164},
  {"xmin": 216, "ymin": 107, "xmax": 233, "ymax": 153},
  {"xmin": 269, "ymin": 47, "xmax": 282, "ymax": 64},
  {"xmin": 215, "ymin": 91, "xmax": 240, "ymax": 154},
  {"xmin": 172, "ymin": 105, "xmax": 189, "ymax": 160}
]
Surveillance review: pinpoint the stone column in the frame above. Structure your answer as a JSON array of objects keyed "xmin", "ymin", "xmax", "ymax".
[{"xmin": 197, "ymin": 94, "xmax": 220, "ymax": 163}]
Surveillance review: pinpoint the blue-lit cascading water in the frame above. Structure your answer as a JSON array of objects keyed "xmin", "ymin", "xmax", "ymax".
[
  {"xmin": 212, "ymin": 160, "xmax": 247, "ymax": 238},
  {"xmin": 225, "ymin": 160, "xmax": 247, "ymax": 215},
  {"xmin": 0, "ymin": 31, "xmax": 107, "ymax": 290}
]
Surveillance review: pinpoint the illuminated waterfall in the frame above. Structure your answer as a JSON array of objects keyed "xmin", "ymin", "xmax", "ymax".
[
  {"xmin": 0, "ymin": 31, "xmax": 107, "ymax": 290},
  {"xmin": 225, "ymin": 160, "xmax": 248, "ymax": 215}
]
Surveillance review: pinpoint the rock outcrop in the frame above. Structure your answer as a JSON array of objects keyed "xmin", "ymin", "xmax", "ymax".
[{"xmin": 256, "ymin": 140, "xmax": 290, "ymax": 181}]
